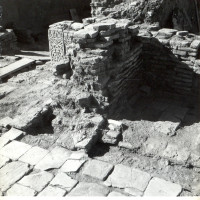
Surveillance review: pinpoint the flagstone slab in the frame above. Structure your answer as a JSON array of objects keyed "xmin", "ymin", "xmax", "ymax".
[
  {"xmin": 19, "ymin": 171, "xmax": 54, "ymax": 192},
  {"xmin": 144, "ymin": 177, "xmax": 182, "ymax": 196},
  {"xmin": 106, "ymin": 164, "xmax": 151, "ymax": 191},
  {"xmin": 6, "ymin": 183, "xmax": 36, "ymax": 196},
  {"xmin": 50, "ymin": 172, "xmax": 78, "ymax": 192},
  {"xmin": 35, "ymin": 146, "xmax": 71, "ymax": 170},
  {"xmin": 83, "ymin": 159, "xmax": 113, "ymax": 181},
  {"xmin": 68, "ymin": 182, "xmax": 110, "ymax": 196},
  {"xmin": 38, "ymin": 185, "xmax": 66, "ymax": 196},
  {"xmin": 0, "ymin": 161, "xmax": 30, "ymax": 191},
  {"xmin": 19, "ymin": 146, "xmax": 49, "ymax": 166},
  {"xmin": 0, "ymin": 140, "xmax": 32, "ymax": 160},
  {"xmin": 0, "ymin": 155, "xmax": 10, "ymax": 168}
]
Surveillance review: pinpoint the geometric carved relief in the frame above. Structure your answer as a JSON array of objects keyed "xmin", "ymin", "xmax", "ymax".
[{"xmin": 48, "ymin": 28, "xmax": 65, "ymax": 63}]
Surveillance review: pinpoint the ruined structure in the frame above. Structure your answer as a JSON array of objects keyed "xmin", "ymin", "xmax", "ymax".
[
  {"xmin": 48, "ymin": 19, "xmax": 200, "ymax": 106},
  {"xmin": 0, "ymin": 0, "xmax": 200, "ymax": 197}
]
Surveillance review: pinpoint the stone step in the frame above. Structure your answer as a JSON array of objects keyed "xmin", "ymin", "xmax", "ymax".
[{"xmin": 0, "ymin": 58, "xmax": 35, "ymax": 79}]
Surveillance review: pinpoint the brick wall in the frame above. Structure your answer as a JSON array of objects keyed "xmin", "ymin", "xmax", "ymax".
[{"xmin": 48, "ymin": 18, "xmax": 200, "ymax": 104}]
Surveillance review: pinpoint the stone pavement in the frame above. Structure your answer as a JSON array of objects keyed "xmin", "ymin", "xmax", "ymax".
[{"xmin": 0, "ymin": 127, "xmax": 183, "ymax": 196}]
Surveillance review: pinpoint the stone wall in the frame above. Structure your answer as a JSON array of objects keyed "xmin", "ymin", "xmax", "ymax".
[
  {"xmin": 138, "ymin": 28, "xmax": 200, "ymax": 99},
  {"xmin": 48, "ymin": 18, "xmax": 200, "ymax": 104},
  {"xmin": 90, "ymin": 0, "xmax": 199, "ymax": 34},
  {"xmin": 48, "ymin": 18, "xmax": 143, "ymax": 102},
  {"xmin": 0, "ymin": 29, "xmax": 17, "ymax": 55}
]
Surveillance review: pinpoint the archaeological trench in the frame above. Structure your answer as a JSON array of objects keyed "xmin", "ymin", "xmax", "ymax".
[{"xmin": 0, "ymin": 0, "xmax": 200, "ymax": 197}]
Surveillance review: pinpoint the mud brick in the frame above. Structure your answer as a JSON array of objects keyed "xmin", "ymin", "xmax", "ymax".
[
  {"xmin": 173, "ymin": 50, "xmax": 187, "ymax": 56},
  {"xmin": 94, "ymin": 41, "xmax": 113, "ymax": 48},
  {"xmin": 158, "ymin": 28, "xmax": 177, "ymax": 38},
  {"xmin": 116, "ymin": 19, "xmax": 131, "ymax": 29},
  {"xmin": 190, "ymin": 40, "xmax": 200, "ymax": 49},
  {"xmin": 100, "ymin": 29, "xmax": 116, "ymax": 37},
  {"xmin": 93, "ymin": 21, "xmax": 116, "ymax": 31},
  {"xmin": 87, "ymin": 29, "xmax": 99, "ymax": 38},
  {"xmin": 170, "ymin": 37, "xmax": 191, "ymax": 48},
  {"xmin": 74, "ymin": 29, "xmax": 89, "ymax": 39},
  {"xmin": 128, "ymin": 25, "xmax": 139, "ymax": 36},
  {"xmin": 71, "ymin": 23, "xmax": 84, "ymax": 31},
  {"xmin": 100, "ymin": 33, "xmax": 119, "ymax": 42},
  {"xmin": 176, "ymin": 31, "xmax": 188, "ymax": 37}
]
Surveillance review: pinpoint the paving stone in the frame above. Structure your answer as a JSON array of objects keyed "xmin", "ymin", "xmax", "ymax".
[
  {"xmin": 19, "ymin": 171, "xmax": 54, "ymax": 192},
  {"xmin": 60, "ymin": 160, "xmax": 86, "ymax": 173},
  {"xmin": 108, "ymin": 191, "xmax": 126, "ymax": 196},
  {"xmin": 50, "ymin": 172, "xmax": 78, "ymax": 192},
  {"xmin": 68, "ymin": 182, "xmax": 109, "ymax": 196},
  {"xmin": 1, "ymin": 128, "xmax": 24, "ymax": 141},
  {"xmin": 106, "ymin": 164, "xmax": 151, "ymax": 191},
  {"xmin": 125, "ymin": 188, "xmax": 143, "ymax": 196},
  {"xmin": 0, "ymin": 140, "xmax": 32, "ymax": 160},
  {"xmin": 0, "ymin": 128, "xmax": 25, "ymax": 149},
  {"xmin": 144, "ymin": 177, "xmax": 182, "ymax": 196},
  {"xmin": 19, "ymin": 146, "xmax": 49, "ymax": 166},
  {"xmin": 68, "ymin": 151, "xmax": 88, "ymax": 160},
  {"xmin": 83, "ymin": 159, "xmax": 114, "ymax": 181},
  {"xmin": 0, "ymin": 137, "xmax": 10, "ymax": 150},
  {"xmin": 0, "ymin": 155, "xmax": 10, "ymax": 168},
  {"xmin": 190, "ymin": 40, "xmax": 200, "ymax": 49},
  {"xmin": 0, "ymin": 117, "xmax": 13, "ymax": 127},
  {"xmin": 6, "ymin": 183, "xmax": 36, "ymax": 196},
  {"xmin": 0, "ymin": 161, "xmax": 30, "ymax": 191},
  {"xmin": 35, "ymin": 146, "xmax": 71, "ymax": 170},
  {"xmin": 38, "ymin": 185, "xmax": 66, "ymax": 196}
]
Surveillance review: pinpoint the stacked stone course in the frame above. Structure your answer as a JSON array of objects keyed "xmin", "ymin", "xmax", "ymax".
[
  {"xmin": 138, "ymin": 28, "xmax": 200, "ymax": 97},
  {"xmin": 48, "ymin": 18, "xmax": 143, "ymax": 101},
  {"xmin": 49, "ymin": 18, "xmax": 200, "ymax": 103}
]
